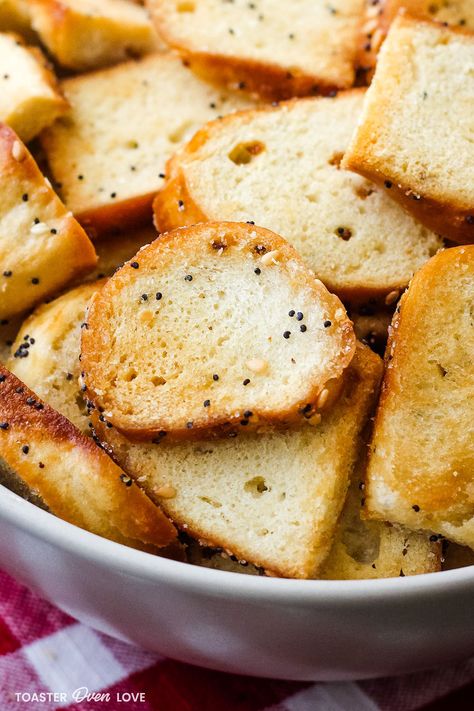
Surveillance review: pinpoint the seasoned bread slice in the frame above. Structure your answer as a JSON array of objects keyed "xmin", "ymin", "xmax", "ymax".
[
  {"xmin": 318, "ymin": 456, "xmax": 440, "ymax": 579},
  {"xmin": 359, "ymin": 0, "xmax": 474, "ymax": 72},
  {"xmin": 146, "ymin": 0, "xmax": 365, "ymax": 100},
  {"xmin": 0, "ymin": 33, "xmax": 68, "ymax": 143},
  {"xmin": 188, "ymin": 454, "xmax": 441, "ymax": 579},
  {"xmin": 28, "ymin": 0, "xmax": 158, "ymax": 71},
  {"xmin": 93, "ymin": 344, "xmax": 383, "ymax": 578},
  {"xmin": 40, "ymin": 53, "xmax": 256, "ymax": 235},
  {"xmin": 365, "ymin": 246, "xmax": 474, "ymax": 549},
  {"xmin": 0, "ymin": 125, "xmax": 97, "ymax": 320},
  {"xmin": 8, "ymin": 282, "xmax": 102, "ymax": 434},
  {"xmin": 0, "ymin": 364, "xmax": 177, "ymax": 551},
  {"xmin": 81, "ymin": 222, "xmax": 356, "ymax": 439},
  {"xmin": 154, "ymin": 93, "xmax": 443, "ymax": 299},
  {"xmin": 343, "ymin": 15, "xmax": 474, "ymax": 245}
]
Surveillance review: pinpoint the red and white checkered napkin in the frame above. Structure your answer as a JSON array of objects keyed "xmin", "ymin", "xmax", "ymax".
[{"xmin": 0, "ymin": 569, "xmax": 473, "ymax": 711}]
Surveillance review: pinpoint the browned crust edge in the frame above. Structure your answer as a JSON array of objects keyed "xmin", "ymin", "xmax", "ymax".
[{"xmin": 0, "ymin": 363, "xmax": 177, "ymax": 548}]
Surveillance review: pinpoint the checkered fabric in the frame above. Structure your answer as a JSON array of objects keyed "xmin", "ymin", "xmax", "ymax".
[{"xmin": 0, "ymin": 570, "xmax": 473, "ymax": 710}]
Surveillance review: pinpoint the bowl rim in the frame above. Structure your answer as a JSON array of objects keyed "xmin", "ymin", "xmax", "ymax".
[{"xmin": 2, "ymin": 483, "xmax": 474, "ymax": 602}]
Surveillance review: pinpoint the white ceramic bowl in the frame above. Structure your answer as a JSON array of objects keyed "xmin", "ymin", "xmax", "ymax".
[{"xmin": 1, "ymin": 483, "xmax": 474, "ymax": 682}]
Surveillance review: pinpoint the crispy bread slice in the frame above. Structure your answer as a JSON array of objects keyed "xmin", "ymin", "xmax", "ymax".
[
  {"xmin": 188, "ymin": 460, "xmax": 441, "ymax": 579},
  {"xmin": 318, "ymin": 456, "xmax": 440, "ymax": 579},
  {"xmin": 0, "ymin": 125, "xmax": 97, "ymax": 320},
  {"xmin": 0, "ymin": 364, "xmax": 177, "ymax": 550},
  {"xmin": 81, "ymin": 222, "xmax": 356, "ymax": 439},
  {"xmin": 8, "ymin": 282, "xmax": 102, "ymax": 434},
  {"xmin": 359, "ymin": 0, "xmax": 474, "ymax": 72},
  {"xmin": 40, "ymin": 53, "xmax": 255, "ymax": 236},
  {"xmin": 146, "ymin": 0, "xmax": 365, "ymax": 100},
  {"xmin": 343, "ymin": 15, "xmax": 474, "ymax": 244},
  {"xmin": 28, "ymin": 0, "xmax": 158, "ymax": 71},
  {"xmin": 365, "ymin": 246, "xmax": 474, "ymax": 548},
  {"xmin": 0, "ymin": 32, "xmax": 68, "ymax": 143},
  {"xmin": 93, "ymin": 344, "xmax": 383, "ymax": 578},
  {"xmin": 153, "ymin": 93, "xmax": 443, "ymax": 299}
]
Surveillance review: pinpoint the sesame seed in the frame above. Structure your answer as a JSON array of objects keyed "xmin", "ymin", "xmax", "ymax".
[
  {"xmin": 3, "ymin": 271, "xmax": 12, "ymax": 277},
  {"xmin": 300, "ymin": 324, "xmax": 307, "ymax": 332},
  {"xmin": 0, "ymin": 375, "xmax": 5, "ymax": 382},
  {"xmin": 324, "ymin": 320, "xmax": 332, "ymax": 328},
  {"xmin": 11, "ymin": 140, "xmax": 26, "ymax": 162},
  {"xmin": 0, "ymin": 422, "xmax": 9, "ymax": 430},
  {"xmin": 240, "ymin": 419, "xmax": 249, "ymax": 426},
  {"xmin": 184, "ymin": 274, "xmax": 193, "ymax": 281},
  {"xmin": 22, "ymin": 193, "xmax": 28, "ymax": 202},
  {"xmin": 244, "ymin": 410, "xmax": 253, "ymax": 418},
  {"xmin": 155, "ymin": 484, "xmax": 176, "ymax": 499},
  {"xmin": 213, "ymin": 374, "xmax": 219, "ymax": 381},
  {"xmin": 243, "ymin": 378, "xmax": 250, "ymax": 386},
  {"xmin": 385, "ymin": 290, "xmax": 399, "ymax": 306},
  {"xmin": 254, "ymin": 267, "xmax": 261, "ymax": 275},
  {"xmin": 130, "ymin": 262, "xmax": 139, "ymax": 269},
  {"xmin": 283, "ymin": 331, "xmax": 291, "ymax": 339},
  {"xmin": 120, "ymin": 473, "xmax": 133, "ymax": 487},
  {"xmin": 31, "ymin": 277, "xmax": 39, "ymax": 284},
  {"xmin": 412, "ymin": 504, "xmax": 420, "ymax": 512},
  {"xmin": 245, "ymin": 358, "xmax": 268, "ymax": 373},
  {"xmin": 186, "ymin": 421, "xmax": 193, "ymax": 429},
  {"xmin": 39, "ymin": 462, "xmax": 44, "ymax": 468},
  {"xmin": 288, "ymin": 310, "xmax": 295, "ymax": 317},
  {"xmin": 22, "ymin": 445, "xmax": 29, "ymax": 454},
  {"xmin": 203, "ymin": 399, "xmax": 211, "ymax": 407},
  {"xmin": 155, "ymin": 292, "xmax": 162, "ymax": 300},
  {"xmin": 296, "ymin": 312, "xmax": 303, "ymax": 321},
  {"xmin": 384, "ymin": 180, "xmax": 392, "ymax": 189},
  {"xmin": 466, "ymin": 215, "xmax": 474, "ymax": 225},
  {"xmin": 66, "ymin": 373, "xmax": 73, "ymax": 380},
  {"xmin": 159, "ymin": 173, "xmax": 166, "ymax": 179},
  {"xmin": 141, "ymin": 293, "xmax": 148, "ymax": 301}
]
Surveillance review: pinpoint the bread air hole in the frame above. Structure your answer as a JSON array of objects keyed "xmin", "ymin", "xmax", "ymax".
[
  {"xmin": 228, "ymin": 141, "xmax": 265, "ymax": 165},
  {"xmin": 244, "ymin": 476, "xmax": 269, "ymax": 496}
]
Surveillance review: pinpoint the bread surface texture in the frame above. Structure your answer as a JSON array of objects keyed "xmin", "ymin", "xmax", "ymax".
[
  {"xmin": 81, "ymin": 222, "xmax": 356, "ymax": 439},
  {"xmin": 318, "ymin": 457, "xmax": 440, "ymax": 579},
  {"xmin": 147, "ymin": 0, "xmax": 365, "ymax": 99},
  {"xmin": 0, "ymin": 364, "xmax": 177, "ymax": 550},
  {"xmin": 93, "ymin": 344, "xmax": 383, "ymax": 578},
  {"xmin": 8, "ymin": 282, "xmax": 101, "ymax": 434},
  {"xmin": 28, "ymin": 0, "xmax": 158, "ymax": 71},
  {"xmin": 0, "ymin": 32, "xmax": 68, "ymax": 143},
  {"xmin": 40, "ymin": 53, "xmax": 255, "ymax": 235},
  {"xmin": 154, "ymin": 93, "xmax": 443, "ymax": 299},
  {"xmin": 343, "ymin": 15, "xmax": 474, "ymax": 244},
  {"xmin": 0, "ymin": 125, "xmax": 97, "ymax": 319},
  {"xmin": 360, "ymin": 0, "xmax": 474, "ymax": 72},
  {"xmin": 365, "ymin": 246, "xmax": 474, "ymax": 548}
]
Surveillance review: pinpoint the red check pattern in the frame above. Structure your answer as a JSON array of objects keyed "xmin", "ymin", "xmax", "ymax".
[{"xmin": 0, "ymin": 569, "xmax": 473, "ymax": 711}]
